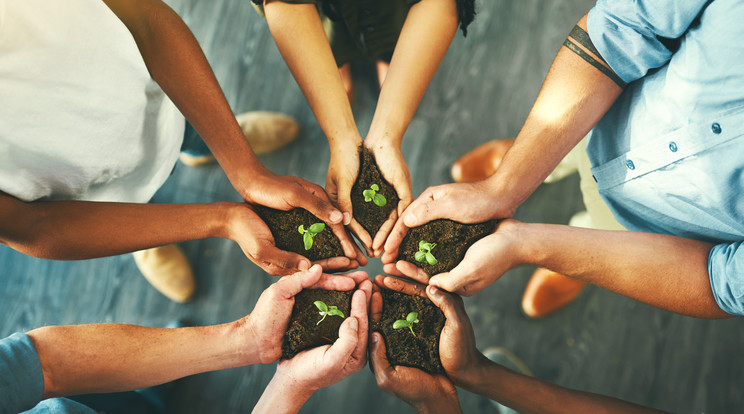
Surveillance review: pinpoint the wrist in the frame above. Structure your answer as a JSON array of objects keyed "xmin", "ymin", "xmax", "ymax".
[
  {"xmin": 219, "ymin": 203, "xmax": 246, "ymax": 241},
  {"xmin": 254, "ymin": 368, "xmax": 314, "ymax": 413},
  {"xmin": 412, "ymin": 387, "xmax": 460, "ymax": 414}
]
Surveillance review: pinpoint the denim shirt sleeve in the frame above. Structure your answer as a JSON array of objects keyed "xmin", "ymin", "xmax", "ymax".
[
  {"xmin": 586, "ymin": 0, "xmax": 709, "ymax": 83},
  {"xmin": 708, "ymin": 242, "xmax": 744, "ymax": 316},
  {"xmin": 0, "ymin": 333, "xmax": 45, "ymax": 413}
]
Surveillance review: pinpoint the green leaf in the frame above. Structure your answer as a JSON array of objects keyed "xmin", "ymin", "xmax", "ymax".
[
  {"xmin": 328, "ymin": 309, "xmax": 345, "ymax": 318},
  {"xmin": 425, "ymin": 252, "xmax": 438, "ymax": 266},
  {"xmin": 414, "ymin": 251, "xmax": 426, "ymax": 262},
  {"xmin": 422, "ymin": 242, "xmax": 433, "ymax": 251},
  {"xmin": 314, "ymin": 300, "xmax": 328, "ymax": 312},
  {"xmin": 393, "ymin": 319, "xmax": 408, "ymax": 330},
  {"xmin": 373, "ymin": 193, "xmax": 387, "ymax": 207},
  {"xmin": 303, "ymin": 232, "xmax": 313, "ymax": 250},
  {"xmin": 298, "ymin": 225, "xmax": 306, "ymax": 234},
  {"xmin": 308, "ymin": 222, "xmax": 325, "ymax": 234},
  {"xmin": 363, "ymin": 189, "xmax": 374, "ymax": 202},
  {"xmin": 371, "ymin": 184, "xmax": 379, "ymax": 191},
  {"xmin": 418, "ymin": 240, "xmax": 426, "ymax": 250},
  {"xmin": 406, "ymin": 312, "xmax": 419, "ymax": 323}
]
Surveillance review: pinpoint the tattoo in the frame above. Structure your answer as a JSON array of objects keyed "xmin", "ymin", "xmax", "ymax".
[{"xmin": 564, "ymin": 25, "xmax": 627, "ymax": 88}]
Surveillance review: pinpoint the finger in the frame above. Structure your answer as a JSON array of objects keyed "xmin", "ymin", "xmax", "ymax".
[
  {"xmin": 378, "ymin": 275, "xmax": 428, "ymax": 298},
  {"xmin": 370, "ymin": 290, "xmax": 383, "ymax": 322},
  {"xmin": 368, "ymin": 332, "xmax": 396, "ymax": 387},
  {"xmin": 337, "ymin": 176, "xmax": 355, "ymax": 219},
  {"xmin": 353, "ymin": 243, "xmax": 369, "ymax": 266},
  {"xmin": 347, "ymin": 219, "xmax": 373, "ymax": 256},
  {"xmin": 358, "ymin": 279, "xmax": 373, "ymax": 302},
  {"xmin": 308, "ymin": 273, "xmax": 357, "ymax": 291},
  {"xmin": 327, "ymin": 223, "xmax": 357, "ymax": 259},
  {"xmin": 312, "ymin": 256, "xmax": 351, "ymax": 272},
  {"xmin": 400, "ymin": 185, "xmax": 452, "ymax": 228},
  {"xmin": 381, "ymin": 217, "xmax": 409, "ymax": 263},
  {"xmin": 382, "ymin": 263, "xmax": 405, "ymax": 277},
  {"xmin": 294, "ymin": 181, "xmax": 345, "ymax": 225},
  {"xmin": 425, "ymin": 285, "xmax": 465, "ymax": 323},
  {"xmin": 372, "ymin": 208, "xmax": 398, "ymax": 256},
  {"xmin": 325, "ymin": 316, "xmax": 359, "ymax": 368},
  {"xmin": 395, "ymin": 260, "xmax": 431, "ymax": 285},
  {"xmin": 272, "ymin": 264, "xmax": 324, "ymax": 299},
  {"xmin": 338, "ymin": 270, "xmax": 370, "ymax": 286},
  {"xmin": 349, "ymin": 289, "xmax": 369, "ymax": 366}
]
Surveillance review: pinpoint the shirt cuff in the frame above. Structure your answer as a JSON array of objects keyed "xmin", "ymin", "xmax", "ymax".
[
  {"xmin": 708, "ymin": 242, "xmax": 744, "ymax": 316},
  {"xmin": 0, "ymin": 333, "xmax": 45, "ymax": 413}
]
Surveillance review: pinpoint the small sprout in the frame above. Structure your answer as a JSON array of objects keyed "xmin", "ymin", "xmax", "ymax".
[
  {"xmin": 415, "ymin": 240, "xmax": 438, "ymax": 265},
  {"xmin": 393, "ymin": 311, "xmax": 419, "ymax": 337},
  {"xmin": 362, "ymin": 183, "xmax": 387, "ymax": 207},
  {"xmin": 298, "ymin": 222, "xmax": 326, "ymax": 250},
  {"xmin": 314, "ymin": 300, "xmax": 345, "ymax": 325}
]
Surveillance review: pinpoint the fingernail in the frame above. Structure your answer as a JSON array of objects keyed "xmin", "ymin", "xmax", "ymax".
[
  {"xmin": 403, "ymin": 213, "xmax": 416, "ymax": 227},
  {"xmin": 309, "ymin": 263, "xmax": 321, "ymax": 272},
  {"xmin": 349, "ymin": 317, "xmax": 358, "ymax": 331},
  {"xmin": 372, "ymin": 333, "xmax": 379, "ymax": 343},
  {"xmin": 298, "ymin": 261, "xmax": 310, "ymax": 271},
  {"xmin": 330, "ymin": 210, "xmax": 343, "ymax": 223},
  {"xmin": 343, "ymin": 212, "xmax": 351, "ymax": 225},
  {"xmin": 427, "ymin": 285, "xmax": 438, "ymax": 295}
]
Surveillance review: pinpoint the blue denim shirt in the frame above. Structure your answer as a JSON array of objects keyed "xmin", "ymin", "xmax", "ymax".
[
  {"xmin": 0, "ymin": 333, "xmax": 94, "ymax": 414},
  {"xmin": 586, "ymin": 0, "xmax": 744, "ymax": 315}
]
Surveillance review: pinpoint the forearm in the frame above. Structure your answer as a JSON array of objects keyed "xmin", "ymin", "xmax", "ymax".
[
  {"xmin": 253, "ymin": 372, "xmax": 313, "ymax": 414},
  {"xmin": 1, "ymin": 198, "xmax": 235, "ymax": 260},
  {"xmin": 103, "ymin": 0, "xmax": 265, "ymax": 194},
  {"xmin": 516, "ymin": 222, "xmax": 729, "ymax": 319},
  {"xmin": 411, "ymin": 393, "xmax": 462, "ymax": 414},
  {"xmin": 459, "ymin": 358, "xmax": 668, "ymax": 414},
  {"xmin": 366, "ymin": 0, "xmax": 458, "ymax": 147},
  {"xmin": 485, "ymin": 15, "xmax": 623, "ymax": 216},
  {"xmin": 263, "ymin": 1, "xmax": 361, "ymax": 148},
  {"xmin": 28, "ymin": 321, "xmax": 254, "ymax": 398}
]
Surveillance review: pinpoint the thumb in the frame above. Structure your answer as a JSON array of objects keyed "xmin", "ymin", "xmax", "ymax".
[
  {"xmin": 298, "ymin": 189, "xmax": 344, "ymax": 225},
  {"xmin": 429, "ymin": 272, "xmax": 464, "ymax": 295},
  {"xmin": 368, "ymin": 332, "xmax": 393, "ymax": 380},
  {"xmin": 325, "ymin": 316, "xmax": 359, "ymax": 367},
  {"xmin": 401, "ymin": 186, "xmax": 450, "ymax": 228},
  {"xmin": 426, "ymin": 285, "xmax": 461, "ymax": 321}
]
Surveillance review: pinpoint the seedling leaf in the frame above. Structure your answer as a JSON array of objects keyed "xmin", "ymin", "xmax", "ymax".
[
  {"xmin": 414, "ymin": 251, "xmax": 426, "ymax": 262},
  {"xmin": 406, "ymin": 312, "xmax": 419, "ymax": 323},
  {"xmin": 314, "ymin": 300, "xmax": 328, "ymax": 313},
  {"xmin": 308, "ymin": 222, "xmax": 325, "ymax": 233},
  {"xmin": 303, "ymin": 232, "xmax": 313, "ymax": 250},
  {"xmin": 393, "ymin": 320, "xmax": 408, "ymax": 330},
  {"xmin": 373, "ymin": 193, "xmax": 387, "ymax": 207},
  {"xmin": 371, "ymin": 184, "xmax": 379, "ymax": 191},
  {"xmin": 298, "ymin": 225, "xmax": 306, "ymax": 234},
  {"xmin": 425, "ymin": 253, "xmax": 438, "ymax": 265}
]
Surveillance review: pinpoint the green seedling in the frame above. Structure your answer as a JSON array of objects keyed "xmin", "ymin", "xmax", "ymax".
[
  {"xmin": 415, "ymin": 240, "xmax": 438, "ymax": 265},
  {"xmin": 314, "ymin": 300, "xmax": 345, "ymax": 325},
  {"xmin": 298, "ymin": 222, "xmax": 326, "ymax": 250},
  {"xmin": 362, "ymin": 183, "xmax": 387, "ymax": 207},
  {"xmin": 393, "ymin": 312, "xmax": 419, "ymax": 337}
]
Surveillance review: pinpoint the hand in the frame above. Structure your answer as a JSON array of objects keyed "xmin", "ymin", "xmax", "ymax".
[
  {"xmin": 368, "ymin": 283, "xmax": 461, "ymax": 413},
  {"xmin": 270, "ymin": 276, "xmax": 372, "ymax": 389},
  {"xmin": 241, "ymin": 265, "xmax": 368, "ymax": 365},
  {"xmin": 242, "ymin": 170, "xmax": 359, "ymax": 261},
  {"xmin": 381, "ymin": 181, "xmax": 505, "ymax": 265},
  {"xmin": 365, "ymin": 140, "xmax": 412, "ymax": 257}
]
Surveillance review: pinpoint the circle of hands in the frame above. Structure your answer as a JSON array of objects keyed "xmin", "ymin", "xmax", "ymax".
[{"xmin": 242, "ymin": 143, "xmax": 519, "ymax": 411}]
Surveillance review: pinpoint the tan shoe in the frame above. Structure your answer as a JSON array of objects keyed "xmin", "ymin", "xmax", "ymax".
[
  {"xmin": 178, "ymin": 152, "xmax": 216, "ymax": 167},
  {"xmin": 132, "ymin": 245, "xmax": 195, "ymax": 303},
  {"xmin": 522, "ymin": 267, "xmax": 586, "ymax": 318},
  {"xmin": 450, "ymin": 138, "xmax": 516, "ymax": 183},
  {"xmin": 235, "ymin": 111, "xmax": 299, "ymax": 155}
]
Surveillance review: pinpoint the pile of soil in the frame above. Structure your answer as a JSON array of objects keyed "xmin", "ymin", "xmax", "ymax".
[
  {"xmin": 253, "ymin": 206, "xmax": 345, "ymax": 261},
  {"xmin": 282, "ymin": 289, "xmax": 354, "ymax": 359},
  {"xmin": 372, "ymin": 288, "xmax": 445, "ymax": 374},
  {"xmin": 350, "ymin": 146, "xmax": 399, "ymax": 238},
  {"xmin": 397, "ymin": 219, "xmax": 497, "ymax": 275}
]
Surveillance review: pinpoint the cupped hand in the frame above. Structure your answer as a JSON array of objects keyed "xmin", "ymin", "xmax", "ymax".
[
  {"xmin": 365, "ymin": 141, "xmax": 412, "ymax": 257},
  {"xmin": 381, "ymin": 181, "xmax": 505, "ymax": 265},
  {"xmin": 368, "ymin": 285, "xmax": 461, "ymax": 413},
  {"xmin": 427, "ymin": 219, "xmax": 522, "ymax": 296},
  {"xmin": 242, "ymin": 265, "xmax": 365, "ymax": 365},
  {"xmin": 242, "ymin": 170, "xmax": 359, "ymax": 261},
  {"xmin": 272, "ymin": 277, "xmax": 372, "ymax": 392}
]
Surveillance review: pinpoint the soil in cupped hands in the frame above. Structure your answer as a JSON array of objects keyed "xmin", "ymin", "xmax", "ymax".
[
  {"xmin": 253, "ymin": 205, "xmax": 344, "ymax": 261},
  {"xmin": 282, "ymin": 289, "xmax": 354, "ymax": 359},
  {"xmin": 397, "ymin": 218, "xmax": 497, "ymax": 275},
  {"xmin": 350, "ymin": 146, "xmax": 399, "ymax": 239},
  {"xmin": 372, "ymin": 288, "xmax": 446, "ymax": 375}
]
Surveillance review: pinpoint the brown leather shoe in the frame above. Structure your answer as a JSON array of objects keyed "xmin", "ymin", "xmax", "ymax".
[
  {"xmin": 522, "ymin": 267, "xmax": 585, "ymax": 318},
  {"xmin": 451, "ymin": 138, "xmax": 515, "ymax": 183},
  {"xmin": 132, "ymin": 245, "xmax": 195, "ymax": 303}
]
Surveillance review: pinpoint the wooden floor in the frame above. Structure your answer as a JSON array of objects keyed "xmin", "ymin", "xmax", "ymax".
[{"xmin": 2, "ymin": 0, "xmax": 743, "ymax": 412}]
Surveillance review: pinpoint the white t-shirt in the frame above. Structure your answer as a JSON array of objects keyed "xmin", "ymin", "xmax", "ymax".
[{"xmin": 0, "ymin": 0, "xmax": 184, "ymax": 203}]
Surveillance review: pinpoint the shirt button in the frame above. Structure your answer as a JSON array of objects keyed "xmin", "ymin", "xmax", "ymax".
[
  {"xmin": 711, "ymin": 123, "xmax": 722, "ymax": 134},
  {"xmin": 669, "ymin": 142, "xmax": 678, "ymax": 152},
  {"xmin": 626, "ymin": 160, "xmax": 635, "ymax": 170}
]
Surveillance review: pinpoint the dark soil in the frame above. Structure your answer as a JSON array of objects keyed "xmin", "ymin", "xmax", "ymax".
[
  {"xmin": 350, "ymin": 146, "xmax": 399, "ymax": 238},
  {"xmin": 372, "ymin": 288, "xmax": 445, "ymax": 375},
  {"xmin": 253, "ymin": 206, "xmax": 345, "ymax": 261},
  {"xmin": 282, "ymin": 289, "xmax": 354, "ymax": 359},
  {"xmin": 398, "ymin": 219, "xmax": 497, "ymax": 275}
]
